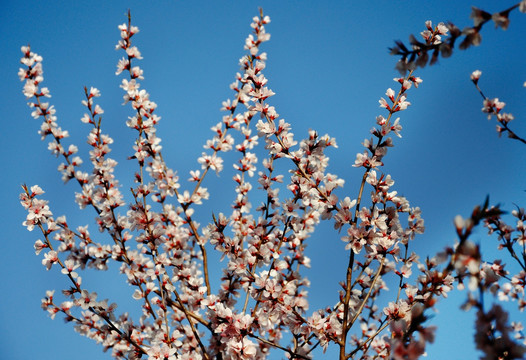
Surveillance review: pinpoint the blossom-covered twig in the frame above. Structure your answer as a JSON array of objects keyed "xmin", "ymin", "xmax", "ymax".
[
  {"xmin": 18, "ymin": 5, "xmax": 526, "ymax": 360},
  {"xmin": 451, "ymin": 199, "xmax": 526, "ymax": 359},
  {"xmin": 390, "ymin": 1, "xmax": 526, "ymax": 73},
  {"xmin": 470, "ymin": 70, "xmax": 526, "ymax": 145}
]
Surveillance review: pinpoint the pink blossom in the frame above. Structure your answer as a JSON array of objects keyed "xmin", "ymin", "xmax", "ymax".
[{"xmin": 18, "ymin": 8, "xmax": 526, "ymax": 360}]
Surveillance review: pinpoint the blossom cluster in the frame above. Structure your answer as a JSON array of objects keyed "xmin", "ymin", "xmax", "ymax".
[
  {"xmin": 470, "ymin": 70, "xmax": 526, "ymax": 146},
  {"xmin": 390, "ymin": 1, "xmax": 526, "ymax": 73},
  {"xmin": 449, "ymin": 197, "xmax": 526, "ymax": 359},
  {"xmin": 17, "ymin": 7, "xmax": 526, "ymax": 360}
]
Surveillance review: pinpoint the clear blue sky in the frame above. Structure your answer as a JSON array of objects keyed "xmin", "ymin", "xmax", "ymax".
[{"xmin": 2, "ymin": 1, "xmax": 525, "ymax": 359}]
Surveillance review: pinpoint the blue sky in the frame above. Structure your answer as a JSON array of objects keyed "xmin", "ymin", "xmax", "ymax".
[{"xmin": 2, "ymin": 1, "xmax": 526, "ymax": 359}]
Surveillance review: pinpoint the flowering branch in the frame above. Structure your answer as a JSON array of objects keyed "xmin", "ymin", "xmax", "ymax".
[
  {"xmin": 470, "ymin": 70, "xmax": 526, "ymax": 145},
  {"xmin": 451, "ymin": 198, "xmax": 526, "ymax": 359},
  {"xmin": 17, "ymin": 5, "xmax": 526, "ymax": 360},
  {"xmin": 20, "ymin": 184, "xmax": 149, "ymax": 357},
  {"xmin": 390, "ymin": 1, "xmax": 526, "ymax": 73}
]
